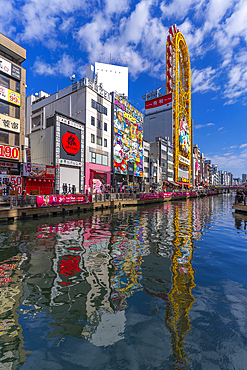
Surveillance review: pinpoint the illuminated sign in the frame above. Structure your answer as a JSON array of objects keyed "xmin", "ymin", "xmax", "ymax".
[
  {"xmin": 0, "ymin": 114, "xmax": 20, "ymax": 133},
  {"xmin": 179, "ymin": 118, "xmax": 190, "ymax": 154},
  {"xmin": 62, "ymin": 132, "xmax": 80, "ymax": 155},
  {"xmin": 179, "ymin": 155, "xmax": 190, "ymax": 166},
  {"xmin": 0, "ymin": 86, "xmax": 21, "ymax": 106},
  {"xmin": 0, "ymin": 145, "xmax": 19, "ymax": 160},
  {"xmin": 0, "ymin": 57, "xmax": 21, "ymax": 80},
  {"xmin": 145, "ymin": 93, "xmax": 172, "ymax": 113}
]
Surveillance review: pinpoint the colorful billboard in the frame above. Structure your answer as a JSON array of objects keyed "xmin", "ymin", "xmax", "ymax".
[
  {"xmin": 0, "ymin": 86, "xmax": 21, "ymax": 106},
  {"xmin": 179, "ymin": 118, "xmax": 190, "ymax": 155},
  {"xmin": 22, "ymin": 163, "xmax": 55, "ymax": 178},
  {"xmin": 113, "ymin": 98, "xmax": 143, "ymax": 177}
]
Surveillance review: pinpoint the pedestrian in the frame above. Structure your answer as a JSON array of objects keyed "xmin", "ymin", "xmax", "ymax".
[
  {"xmin": 64, "ymin": 183, "xmax": 67, "ymax": 194},
  {"xmin": 68, "ymin": 184, "xmax": 71, "ymax": 194}
]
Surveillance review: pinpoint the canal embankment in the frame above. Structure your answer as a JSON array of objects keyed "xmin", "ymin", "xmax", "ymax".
[{"xmin": 0, "ymin": 190, "xmax": 219, "ymax": 222}]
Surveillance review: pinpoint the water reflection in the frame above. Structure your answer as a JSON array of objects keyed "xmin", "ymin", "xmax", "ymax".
[{"xmin": 0, "ymin": 195, "xmax": 246, "ymax": 369}]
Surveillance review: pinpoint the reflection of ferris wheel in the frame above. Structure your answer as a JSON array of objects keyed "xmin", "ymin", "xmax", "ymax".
[{"xmin": 166, "ymin": 24, "xmax": 191, "ymax": 183}]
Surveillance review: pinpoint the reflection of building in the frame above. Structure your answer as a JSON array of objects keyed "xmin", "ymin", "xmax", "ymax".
[
  {"xmin": 0, "ymin": 254, "xmax": 26, "ymax": 367},
  {"xmin": 166, "ymin": 202, "xmax": 196, "ymax": 368},
  {"xmin": 112, "ymin": 93, "xmax": 143, "ymax": 191},
  {"xmin": 26, "ymin": 75, "xmax": 112, "ymax": 193},
  {"xmin": 0, "ymin": 33, "xmax": 26, "ymax": 175},
  {"xmin": 143, "ymin": 140, "xmax": 150, "ymax": 191}
]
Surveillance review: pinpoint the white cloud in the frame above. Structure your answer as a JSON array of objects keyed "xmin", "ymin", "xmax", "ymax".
[
  {"xmin": 195, "ymin": 123, "xmax": 215, "ymax": 129},
  {"xmin": 240, "ymin": 143, "xmax": 247, "ymax": 149},
  {"xmin": 33, "ymin": 54, "xmax": 77, "ymax": 77},
  {"xmin": 230, "ymin": 145, "xmax": 237, "ymax": 149},
  {"xmin": 218, "ymin": 127, "xmax": 224, "ymax": 130},
  {"xmin": 192, "ymin": 67, "xmax": 218, "ymax": 93}
]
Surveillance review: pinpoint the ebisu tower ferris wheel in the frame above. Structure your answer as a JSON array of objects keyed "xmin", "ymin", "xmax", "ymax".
[{"xmin": 166, "ymin": 24, "xmax": 191, "ymax": 184}]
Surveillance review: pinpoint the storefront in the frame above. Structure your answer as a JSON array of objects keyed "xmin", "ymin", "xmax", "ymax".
[{"xmin": 22, "ymin": 162, "xmax": 55, "ymax": 195}]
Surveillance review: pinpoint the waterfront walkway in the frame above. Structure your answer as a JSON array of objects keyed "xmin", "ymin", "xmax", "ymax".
[{"xmin": 0, "ymin": 190, "xmax": 219, "ymax": 221}]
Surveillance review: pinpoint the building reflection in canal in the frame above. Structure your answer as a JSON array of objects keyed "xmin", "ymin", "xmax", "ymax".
[{"xmin": 0, "ymin": 196, "xmax": 225, "ymax": 368}]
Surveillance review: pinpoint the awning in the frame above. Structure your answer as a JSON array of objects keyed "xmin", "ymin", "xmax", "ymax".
[
  {"xmin": 175, "ymin": 182, "xmax": 192, "ymax": 186},
  {"xmin": 168, "ymin": 181, "xmax": 179, "ymax": 186},
  {"xmin": 152, "ymin": 183, "xmax": 161, "ymax": 186}
]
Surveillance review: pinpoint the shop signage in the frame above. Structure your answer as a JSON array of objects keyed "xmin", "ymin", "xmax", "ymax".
[
  {"xmin": 0, "ymin": 57, "xmax": 21, "ymax": 80},
  {"xmin": 62, "ymin": 132, "xmax": 80, "ymax": 155},
  {"xmin": 0, "ymin": 175, "xmax": 22, "ymax": 195},
  {"xmin": 0, "ymin": 161, "xmax": 18, "ymax": 168},
  {"xmin": 145, "ymin": 93, "xmax": 172, "ymax": 113},
  {"xmin": 22, "ymin": 163, "xmax": 55, "ymax": 178},
  {"xmin": 0, "ymin": 114, "xmax": 20, "ymax": 133},
  {"xmin": 179, "ymin": 155, "xmax": 190, "ymax": 166},
  {"xmin": 0, "ymin": 86, "xmax": 21, "ymax": 106},
  {"xmin": 0, "ymin": 145, "xmax": 19, "ymax": 160},
  {"xmin": 181, "ymin": 178, "xmax": 189, "ymax": 183}
]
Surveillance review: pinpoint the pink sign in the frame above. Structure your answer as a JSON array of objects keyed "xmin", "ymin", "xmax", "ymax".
[
  {"xmin": 158, "ymin": 192, "xmax": 173, "ymax": 198},
  {"xmin": 36, "ymin": 194, "xmax": 92, "ymax": 207},
  {"xmin": 141, "ymin": 193, "xmax": 157, "ymax": 200}
]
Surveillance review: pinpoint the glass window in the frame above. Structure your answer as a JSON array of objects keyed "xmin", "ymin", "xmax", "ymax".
[
  {"xmin": 0, "ymin": 101, "xmax": 9, "ymax": 115},
  {"xmin": 0, "ymin": 74, "xmax": 10, "ymax": 88},
  {"xmin": 91, "ymin": 116, "xmax": 95, "ymax": 126},
  {"xmin": 16, "ymin": 81, "xmax": 20, "ymax": 93},
  {"xmin": 91, "ymin": 99, "xmax": 107, "ymax": 115},
  {"xmin": 0, "ymin": 130, "xmax": 9, "ymax": 144},
  {"xmin": 90, "ymin": 152, "xmax": 96, "ymax": 163},
  {"xmin": 102, "ymin": 155, "xmax": 108, "ymax": 166},
  {"xmin": 15, "ymin": 106, "xmax": 20, "ymax": 119},
  {"xmin": 15, "ymin": 133, "xmax": 19, "ymax": 146},
  {"xmin": 104, "ymin": 138, "xmax": 107, "ymax": 147},
  {"xmin": 96, "ymin": 136, "xmax": 102, "ymax": 145},
  {"xmin": 96, "ymin": 153, "xmax": 102, "ymax": 164},
  {"xmin": 104, "ymin": 122, "xmax": 107, "ymax": 131},
  {"xmin": 32, "ymin": 115, "xmax": 41, "ymax": 129},
  {"xmin": 91, "ymin": 134, "xmax": 95, "ymax": 143},
  {"xmin": 97, "ymin": 120, "xmax": 101, "ymax": 129}
]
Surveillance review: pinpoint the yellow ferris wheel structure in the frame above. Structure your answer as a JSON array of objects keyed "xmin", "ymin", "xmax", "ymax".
[{"xmin": 166, "ymin": 24, "xmax": 191, "ymax": 184}]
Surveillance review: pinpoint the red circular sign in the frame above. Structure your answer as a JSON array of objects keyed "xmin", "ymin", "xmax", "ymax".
[{"xmin": 62, "ymin": 132, "xmax": 80, "ymax": 155}]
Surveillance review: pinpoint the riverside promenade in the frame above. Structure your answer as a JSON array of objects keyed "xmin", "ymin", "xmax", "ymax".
[{"xmin": 0, "ymin": 190, "xmax": 219, "ymax": 222}]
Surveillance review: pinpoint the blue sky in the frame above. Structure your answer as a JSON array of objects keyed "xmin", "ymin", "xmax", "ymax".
[{"xmin": 1, "ymin": 0, "xmax": 247, "ymax": 178}]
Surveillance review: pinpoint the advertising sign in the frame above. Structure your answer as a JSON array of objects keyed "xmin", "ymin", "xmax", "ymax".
[
  {"xmin": 0, "ymin": 145, "xmax": 19, "ymax": 160},
  {"xmin": 60, "ymin": 123, "xmax": 81, "ymax": 162},
  {"xmin": 179, "ymin": 118, "xmax": 190, "ymax": 155},
  {"xmin": 22, "ymin": 163, "xmax": 55, "ymax": 178},
  {"xmin": 145, "ymin": 93, "xmax": 172, "ymax": 113},
  {"xmin": 62, "ymin": 132, "xmax": 80, "ymax": 155},
  {"xmin": 0, "ymin": 86, "xmax": 21, "ymax": 106},
  {"xmin": 0, "ymin": 57, "xmax": 21, "ymax": 80},
  {"xmin": 113, "ymin": 104, "xmax": 143, "ymax": 177},
  {"xmin": 36, "ymin": 194, "xmax": 91, "ymax": 207},
  {"xmin": 0, "ymin": 175, "xmax": 22, "ymax": 195},
  {"xmin": 0, "ymin": 114, "xmax": 20, "ymax": 133}
]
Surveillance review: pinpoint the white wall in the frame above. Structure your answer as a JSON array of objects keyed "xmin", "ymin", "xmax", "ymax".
[
  {"xmin": 95, "ymin": 62, "xmax": 128, "ymax": 97},
  {"xmin": 29, "ymin": 127, "xmax": 54, "ymax": 165}
]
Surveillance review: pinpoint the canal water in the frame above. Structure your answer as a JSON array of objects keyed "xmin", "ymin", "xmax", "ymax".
[{"xmin": 0, "ymin": 194, "xmax": 247, "ymax": 370}]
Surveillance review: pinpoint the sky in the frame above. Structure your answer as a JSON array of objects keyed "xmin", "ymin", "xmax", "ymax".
[{"xmin": 1, "ymin": 0, "xmax": 247, "ymax": 178}]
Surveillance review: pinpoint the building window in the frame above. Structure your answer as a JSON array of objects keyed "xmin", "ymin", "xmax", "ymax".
[
  {"xmin": 0, "ymin": 130, "xmax": 9, "ymax": 144},
  {"xmin": 96, "ymin": 136, "xmax": 102, "ymax": 146},
  {"xmin": 0, "ymin": 101, "xmax": 9, "ymax": 116},
  {"xmin": 91, "ymin": 99, "xmax": 107, "ymax": 115},
  {"xmin": 91, "ymin": 116, "xmax": 95, "ymax": 126},
  {"xmin": 16, "ymin": 81, "xmax": 20, "ymax": 93},
  {"xmin": 89, "ymin": 151, "xmax": 108, "ymax": 166},
  {"xmin": 91, "ymin": 134, "xmax": 95, "ymax": 143},
  {"xmin": 32, "ymin": 115, "xmax": 41, "ymax": 129},
  {"xmin": 97, "ymin": 120, "xmax": 101, "ymax": 129},
  {"xmin": 104, "ymin": 138, "xmax": 107, "ymax": 147},
  {"xmin": 15, "ymin": 133, "xmax": 19, "ymax": 146},
  {"xmin": 15, "ymin": 106, "xmax": 20, "ymax": 119},
  {"xmin": 0, "ymin": 74, "xmax": 10, "ymax": 89},
  {"xmin": 104, "ymin": 122, "xmax": 107, "ymax": 131}
]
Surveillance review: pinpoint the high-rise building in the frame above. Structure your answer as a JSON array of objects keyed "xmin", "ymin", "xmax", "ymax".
[{"xmin": 0, "ymin": 33, "xmax": 26, "ymax": 193}]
